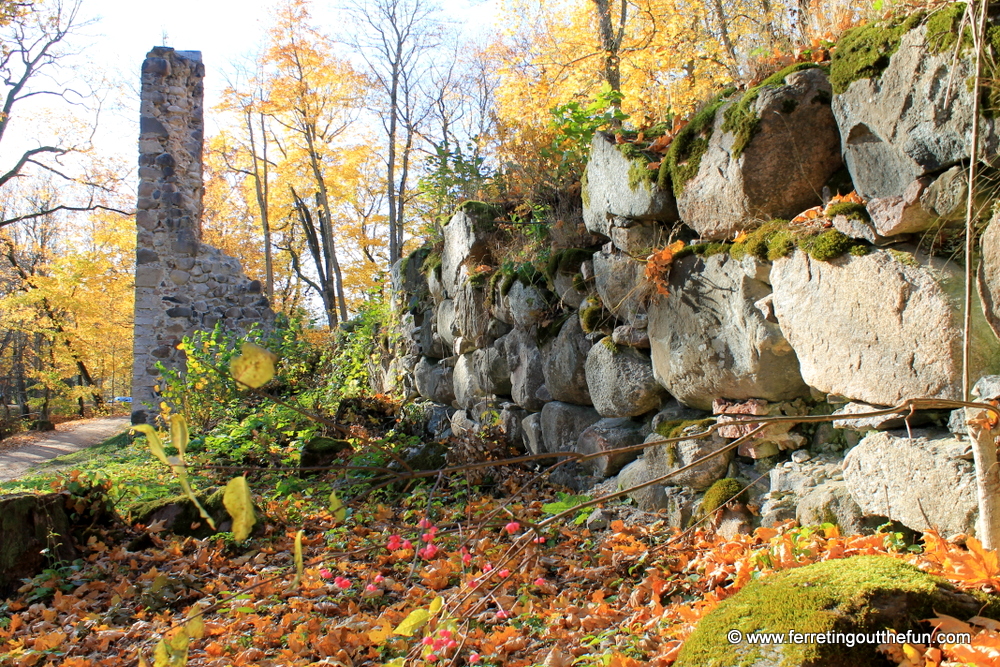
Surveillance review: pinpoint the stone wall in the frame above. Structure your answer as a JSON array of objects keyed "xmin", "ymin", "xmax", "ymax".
[
  {"xmin": 131, "ymin": 47, "xmax": 273, "ymax": 424},
  {"xmin": 389, "ymin": 11, "xmax": 1000, "ymax": 539}
]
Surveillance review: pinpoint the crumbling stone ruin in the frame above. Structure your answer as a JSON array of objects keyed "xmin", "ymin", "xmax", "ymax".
[{"xmin": 131, "ymin": 47, "xmax": 273, "ymax": 424}]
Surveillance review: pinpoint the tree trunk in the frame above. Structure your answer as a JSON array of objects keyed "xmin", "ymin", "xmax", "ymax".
[{"xmin": 968, "ymin": 407, "xmax": 1000, "ymax": 549}]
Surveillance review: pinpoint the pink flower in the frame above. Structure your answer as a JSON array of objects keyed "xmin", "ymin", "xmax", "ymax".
[
  {"xmin": 366, "ymin": 584, "xmax": 378, "ymax": 592},
  {"xmin": 374, "ymin": 574, "xmax": 385, "ymax": 583},
  {"xmin": 504, "ymin": 521, "xmax": 520, "ymax": 534},
  {"xmin": 319, "ymin": 568, "xmax": 333, "ymax": 580},
  {"xmin": 535, "ymin": 577, "xmax": 546, "ymax": 586},
  {"xmin": 421, "ymin": 529, "xmax": 437, "ymax": 542},
  {"xmin": 446, "ymin": 639, "xmax": 458, "ymax": 649},
  {"xmin": 469, "ymin": 654, "xmax": 481, "ymax": 664},
  {"xmin": 498, "ymin": 569, "xmax": 510, "ymax": 578},
  {"xmin": 333, "ymin": 576, "xmax": 351, "ymax": 589}
]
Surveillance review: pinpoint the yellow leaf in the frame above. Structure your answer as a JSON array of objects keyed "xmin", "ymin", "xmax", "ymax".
[
  {"xmin": 382, "ymin": 659, "xmax": 406, "ymax": 667},
  {"xmin": 329, "ymin": 490, "xmax": 347, "ymax": 524},
  {"xmin": 289, "ymin": 530, "xmax": 304, "ymax": 590},
  {"xmin": 170, "ymin": 415, "xmax": 189, "ymax": 459},
  {"xmin": 393, "ymin": 608, "xmax": 430, "ymax": 636},
  {"xmin": 230, "ymin": 342, "xmax": 277, "ymax": 389},
  {"xmin": 367, "ymin": 624, "xmax": 393, "ymax": 644},
  {"xmin": 223, "ymin": 476, "xmax": 256, "ymax": 542},
  {"xmin": 429, "ymin": 596, "xmax": 444, "ymax": 616},
  {"xmin": 186, "ymin": 605, "xmax": 206, "ymax": 640},
  {"xmin": 132, "ymin": 425, "xmax": 170, "ymax": 466}
]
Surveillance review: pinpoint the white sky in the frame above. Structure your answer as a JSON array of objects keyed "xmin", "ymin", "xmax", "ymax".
[{"xmin": 32, "ymin": 0, "xmax": 501, "ymax": 176}]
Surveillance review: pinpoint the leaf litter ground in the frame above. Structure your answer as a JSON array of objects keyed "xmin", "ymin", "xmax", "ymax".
[{"xmin": 6, "ymin": 468, "xmax": 1000, "ymax": 667}]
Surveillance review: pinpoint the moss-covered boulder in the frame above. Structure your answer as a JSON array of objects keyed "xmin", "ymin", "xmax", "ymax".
[
  {"xmin": 831, "ymin": 7, "xmax": 1000, "ymax": 199},
  {"xmin": 131, "ymin": 488, "xmax": 258, "ymax": 539},
  {"xmin": 0, "ymin": 493, "xmax": 77, "ymax": 596},
  {"xmin": 675, "ymin": 66, "xmax": 842, "ymax": 240},
  {"xmin": 299, "ymin": 436, "xmax": 352, "ymax": 476},
  {"xmin": 676, "ymin": 555, "xmax": 997, "ymax": 667}
]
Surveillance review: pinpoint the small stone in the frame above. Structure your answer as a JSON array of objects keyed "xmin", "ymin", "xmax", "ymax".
[{"xmin": 790, "ymin": 449, "xmax": 811, "ymax": 464}]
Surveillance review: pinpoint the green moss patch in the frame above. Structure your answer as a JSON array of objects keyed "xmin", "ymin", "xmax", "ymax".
[
  {"xmin": 721, "ymin": 63, "xmax": 823, "ymax": 159},
  {"xmin": 829, "ymin": 11, "xmax": 926, "ymax": 94},
  {"xmin": 664, "ymin": 89, "xmax": 736, "ymax": 197},
  {"xmin": 825, "ymin": 201, "xmax": 870, "ymax": 222},
  {"xmin": 729, "ymin": 220, "xmax": 866, "ymax": 263},
  {"xmin": 654, "ymin": 418, "xmax": 716, "ymax": 440},
  {"xmin": 673, "ymin": 241, "xmax": 731, "ymax": 260},
  {"xmin": 925, "ymin": 2, "xmax": 970, "ymax": 54},
  {"xmin": 422, "ymin": 250, "xmax": 442, "ymax": 278},
  {"xmin": 579, "ymin": 297, "xmax": 616, "ymax": 334},
  {"xmin": 455, "ymin": 200, "xmax": 502, "ymax": 223},
  {"xmin": 675, "ymin": 555, "xmax": 999, "ymax": 667},
  {"xmin": 701, "ymin": 478, "xmax": 743, "ymax": 514},
  {"xmin": 544, "ymin": 248, "xmax": 598, "ymax": 281}
]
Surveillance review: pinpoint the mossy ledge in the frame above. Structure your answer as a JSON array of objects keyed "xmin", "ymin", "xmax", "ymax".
[
  {"xmin": 829, "ymin": 11, "xmax": 926, "ymax": 94},
  {"xmin": 721, "ymin": 62, "xmax": 824, "ymax": 159},
  {"xmin": 701, "ymin": 478, "xmax": 743, "ymax": 514},
  {"xmin": 443, "ymin": 200, "xmax": 502, "ymax": 227},
  {"xmin": 664, "ymin": 88, "xmax": 736, "ymax": 197},
  {"xmin": 728, "ymin": 220, "xmax": 868, "ymax": 263},
  {"xmin": 675, "ymin": 555, "xmax": 1000, "ymax": 667},
  {"xmin": 544, "ymin": 247, "xmax": 598, "ymax": 281},
  {"xmin": 579, "ymin": 297, "xmax": 616, "ymax": 334}
]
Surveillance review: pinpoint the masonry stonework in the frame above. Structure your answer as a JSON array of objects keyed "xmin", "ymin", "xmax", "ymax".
[{"xmin": 131, "ymin": 47, "xmax": 273, "ymax": 424}]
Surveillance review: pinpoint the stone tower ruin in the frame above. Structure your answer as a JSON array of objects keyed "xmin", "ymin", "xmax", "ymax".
[{"xmin": 131, "ymin": 47, "xmax": 273, "ymax": 424}]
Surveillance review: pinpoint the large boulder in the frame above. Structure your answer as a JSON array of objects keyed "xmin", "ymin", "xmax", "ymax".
[
  {"xmin": 576, "ymin": 417, "xmax": 646, "ymax": 477},
  {"xmin": 648, "ymin": 254, "xmax": 808, "ymax": 411},
  {"xmin": 417, "ymin": 307, "xmax": 449, "ymax": 359},
  {"xmin": 506, "ymin": 280, "xmax": 551, "ymax": 330},
  {"xmin": 831, "ymin": 14, "xmax": 999, "ymax": 200},
  {"xmin": 582, "ymin": 131, "xmax": 678, "ymax": 238},
  {"xmin": 796, "ymin": 480, "xmax": 878, "ymax": 535},
  {"xmin": 675, "ymin": 556, "xmax": 995, "ymax": 667},
  {"xmin": 0, "ymin": 493, "xmax": 77, "ymax": 596},
  {"xmin": 843, "ymin": 430, "xmax": 978, "ymax": 536},
  {"xmin": 585, "ymin": 338, "xmax": 666, "ymax": 417},
  {"xmin": 436, "ymin": 299, "xmax": 457, "ymax": 350},
  {"xmin": 772, "ymin": 248, "xmax": 1000, "ymax": 405},
  {"xmin": 643, "ymin": 424, "xmax": 731, "ymax": 491},
  {"xmin": 452, "ymin": 348, "xmax": 511, "ymax": 410},
  {"xmin": 539, "ymin": 401, "xmax": 602, "ymax": 454},
  {"xmin": 616, "ymin": 458, "xmax": 698, "ymax": 520},
  {"xmin": 592, "ymin": 246, "xmax": 651, "ymax": 324},
  {"xmin": 414, "ymin": 356, "xmax": 456, "ymax": 406},
  {"xmin": 451, "ymin": 282, "xmax": 495, "ymax": 350},
  {"xmin": 496, "ymin": 328, "xmax": 546, "ymax": 412},
  {"xmin": 542, "ymin": 317, "xmax": 593, "ymax": 405},
  {"xmin": 676, "ymin": 66, "xmax": 842, "ymax": 240},
  {"xmin": 977, "ymin": 210, "xmax": 1000, "ymax": 340},
  {"xmin": 440, "ymin": 204, "xmax": 498, "ymax": 297}
]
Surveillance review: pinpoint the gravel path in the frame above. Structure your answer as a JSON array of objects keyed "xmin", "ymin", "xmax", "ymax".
[{"xmin": 0, "ymin": 416, "xmax": 132, "ymax": 482}]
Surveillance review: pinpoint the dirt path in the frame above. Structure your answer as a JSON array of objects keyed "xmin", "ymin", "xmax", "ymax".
[{"xmin": 0, "ymin": 416, "xmax": 132, "ymax": 482}]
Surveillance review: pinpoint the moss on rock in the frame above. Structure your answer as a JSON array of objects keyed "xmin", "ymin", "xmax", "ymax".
[
  {"xmin": 544, "ymin": 248, "xmax": 598, "ymax": 281},
  {"xmin": 798, "ymin": 229, "xmax": 856, "ymax": 261},
  {"xmin": 130, "ymin": 488, "xmax": 232, "ymax": 539},
  {"xmin": 722, "ymin": 62, "xmax": 823, "ymax": 159},
  {"xmin": 665, "ymin": 89, "xmax": 736, "ymax": 197},
  {"xmin": 701, "ymin": 478, "xmax": 743, "ymax": 514},
  {"xmin": 579, "ymin": 297, "xmax": 616, "ymax": 334},
  {"xmin": 675, "ymin": 555, "xmax": 1000, "ymax": 667},
  {"xmin": 729, "ymin": 221, "xmax": 864, "ymax": 263},
  {"xmin": 825, "ymin": 201, "xmax": 871, "ymax": 222},
  {"xmin": 829, "ymin": 11, "xmax": 926, "ymax": 94}
]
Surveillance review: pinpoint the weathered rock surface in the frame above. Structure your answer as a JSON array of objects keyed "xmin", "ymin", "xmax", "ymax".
[
  {"xmin": 978, "ymin": 211, "xmax": 1000, "ymax": 340},
  {"xmin": 582, "ymin": 131, "xmax": 678, "ymax": 238},
  {"xmin": 592, "ymin": 245, "xmax": 650, "ymax": 324},
  {"xmin": 522, "ymin": 412, "xmax": 544, "ymax": 455},
  {"xmin": 542, "ymin": 317, "xmax": 593, "ymax": 405},
  {"xmin": 772, "ymin": 248, "xmax": 1000, "ymax": 405},
  {"xmin": 506, "ymin": 280, "xmax": 550, "ymax": 330},
  {"xmin": 539, "ymin": 401, "xmax": 602, "ymax": 454},
  {"xmin": 585, "ymin": 339, "xmax": 666, "ymax": 417},
  {"xmin": 414, "ymin": 356, "xmax": 456, "ymax": 406},
  {"xmin": 843, "ymin": 430, "xmax": 978, "ymax": 536},
  {"xmin": 796, "ymin": 480, "xmax": 878, "ymax": 534},
  {"xmin": 576, "ymin": 418, "xmax": 646, "ymax": 477},
  {"xmin": 453, "ymin": 348, "xmax": 511, "ymax": 410},
  {"xmin": 496, "ymin": 328, "xmax": 546, "ymax": 412},
  {"xmin": 866, "ymin": 167, "xmax": 966, "ymax": 237},
  {"xmin": 0, "ymin": 493, "xmax": 77, "ymax": 596},
  {"xmin": 832, "ymin": 24, "xmax": 999, "ymax": 200},
  {"xmin": 440, "ymin": 207, "xmax": 496, "ymax": 297},
  {"xmin": 643, "ymin": 427, "xmax": 731, "ymax": 491},
  {"xmin": 760, "ymin": 454, "xmax": 846, "ymax": 526},
  {"xmin": 649, "ymin": 254, "xmax": 808, "ymax": 411},
  {"xmin": 677, "ymin": 67, "xmax": 842, "ymax": 239}
]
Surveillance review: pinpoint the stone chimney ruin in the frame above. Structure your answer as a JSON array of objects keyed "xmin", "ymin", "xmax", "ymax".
[{"xmin": 131, "ymin": 47, "xmax": 273, "ymax": 424}]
